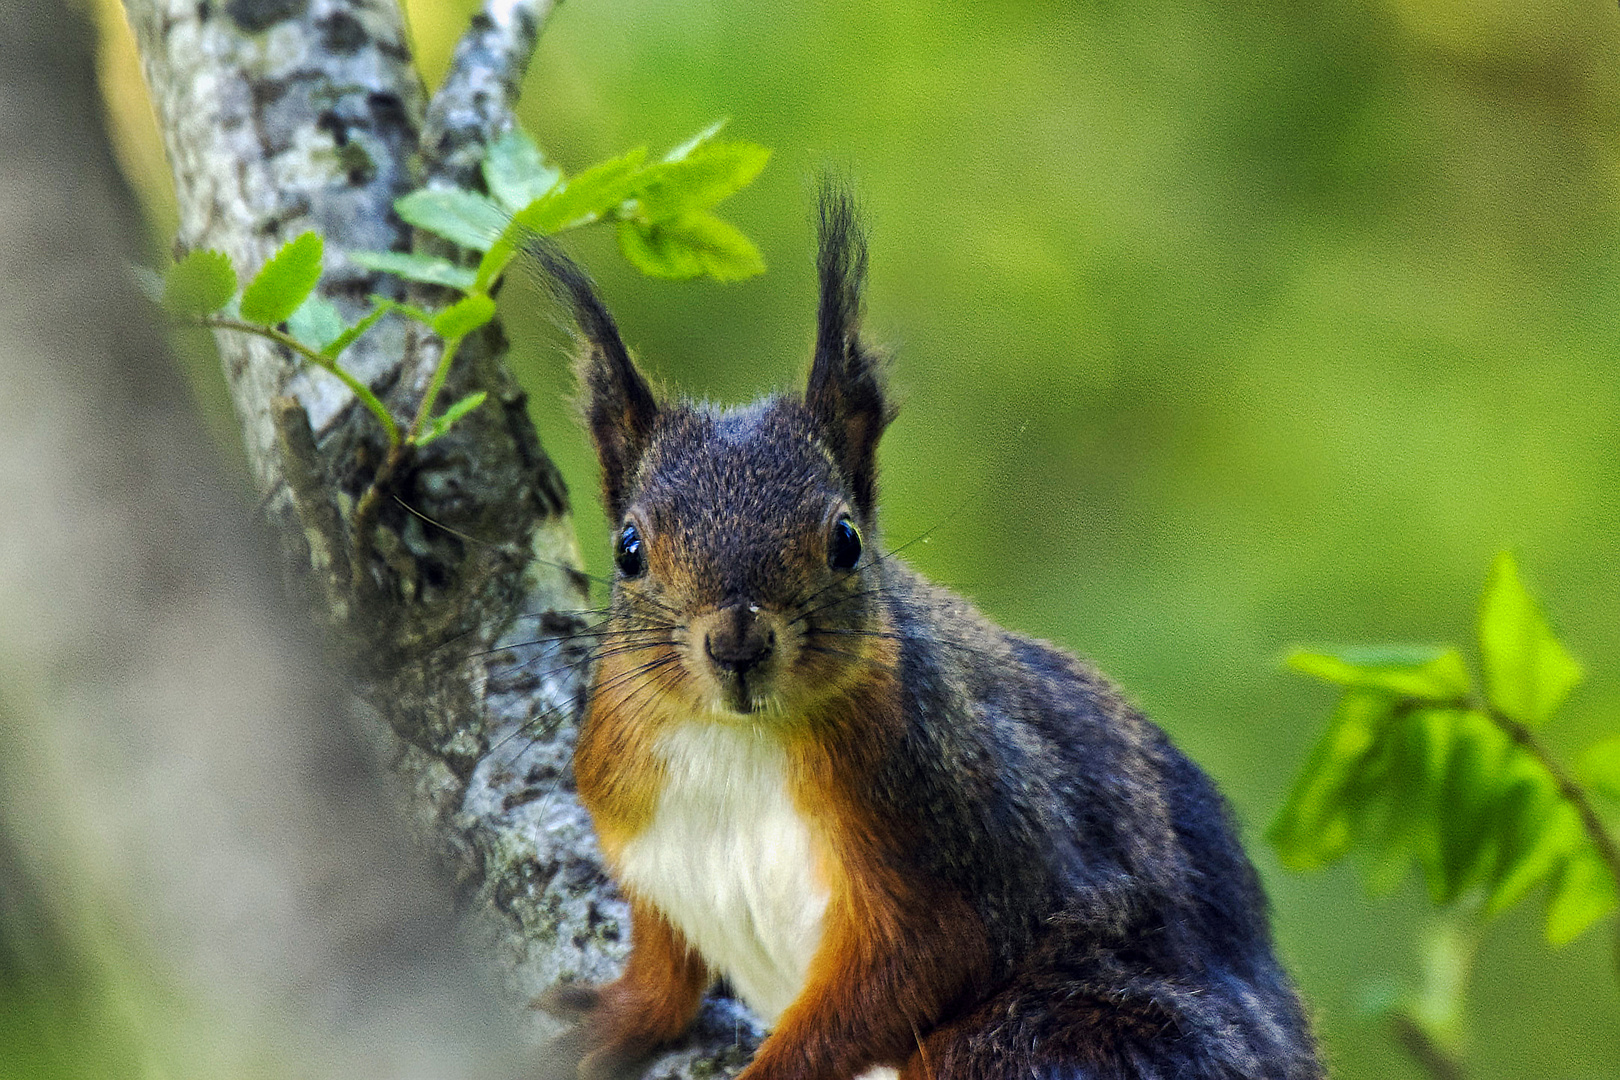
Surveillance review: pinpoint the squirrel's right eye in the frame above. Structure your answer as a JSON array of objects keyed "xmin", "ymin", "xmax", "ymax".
[{"xmin": 615, "ymin": 523, "xmax": 647, "ymax": 578}]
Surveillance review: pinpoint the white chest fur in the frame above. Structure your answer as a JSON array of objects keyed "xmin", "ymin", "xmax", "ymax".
[{"xmin": 614, "ymin": 721, "xmax": 831, "ymax": 1026}]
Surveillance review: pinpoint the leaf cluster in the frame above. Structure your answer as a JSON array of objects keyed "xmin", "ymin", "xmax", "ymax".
[
  {"xmin": 162, "ymin": 233, "xmax": 483, "ymax": 450},
  {"xmin": 158, "ymin": 120, "xmax": 770, "ymax": 459},
  {"xmin": 1271, "ymin": 552, "xmax": 1619, "ymax": 947},
  {"xmin": 354, "ymin": 120, "xmax": 769, "ymax": 291}
]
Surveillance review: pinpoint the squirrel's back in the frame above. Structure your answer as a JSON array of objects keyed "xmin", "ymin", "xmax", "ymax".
[{"xmin": 877, "ymin": 563, "xmax": 1320, "ymax": 1077}]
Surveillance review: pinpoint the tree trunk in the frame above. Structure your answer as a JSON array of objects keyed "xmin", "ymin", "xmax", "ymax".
[
  {"xmin": 0, "ymin": 1, "xmax": 509, "ymax": 1075},
  {"xmin": 107, "ymin": 0, "xmax": 762, "ymax": 1074}
]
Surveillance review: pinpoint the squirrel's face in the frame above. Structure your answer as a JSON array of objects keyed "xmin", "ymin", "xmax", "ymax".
[
  {"xmin": 536, "ymin": 185, "xmax": 893, "ymax": 721},
  {"xmin": 608, "ymin": 400, "xmax": 879, "ymax": 717}
]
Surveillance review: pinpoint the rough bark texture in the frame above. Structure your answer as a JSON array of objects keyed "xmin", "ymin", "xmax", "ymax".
[
  {"xmin": 117, "ymin": 0, "xmax": 764, "ymax": 1073},
  {"xmin": 422, "ymin": 0, "xmax": 556, "ymax": 190}
]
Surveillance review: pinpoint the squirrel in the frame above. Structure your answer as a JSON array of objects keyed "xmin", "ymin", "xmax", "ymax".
[{"xmin": 533, "ymin": 186, "xmax": 1323, "ymax": 1080}]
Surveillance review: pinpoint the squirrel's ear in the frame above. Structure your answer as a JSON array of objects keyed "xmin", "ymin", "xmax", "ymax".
[
  {"xmin": 806, "ymin": 184, "xmax": 894, "ymax": 517},
  {"xmin": 528, "ymin": 241, "xmax": 658, "ymax": 519}
]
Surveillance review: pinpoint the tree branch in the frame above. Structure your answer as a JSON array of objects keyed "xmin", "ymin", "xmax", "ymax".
[
  {"xmin": 423, "ymin": 0, "xmax": 559, "ymax": 188},
  {"xmin": 1390, "ymin": 1013, "xmax": 1467, "ymax": 1080},
  {"xmin": 119, "ymin": 0, "xmax": 764, "ymax": 1074}
]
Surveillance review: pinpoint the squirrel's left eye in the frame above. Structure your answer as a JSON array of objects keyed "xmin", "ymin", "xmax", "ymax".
[
  {"xmin": 615, "ymin": 523, "xmax": 647, "ymax": 578},
  {"xmin": 828, "ymin": 516, "xmax": 862, "ymax": 571}
]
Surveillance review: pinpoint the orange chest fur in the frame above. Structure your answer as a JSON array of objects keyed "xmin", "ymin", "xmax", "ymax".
[
  {"xmin": 572, "ymin": 650, "xmax": 902, "ymax": 852},
  {"xmin": 573, "ymin": 660, "xmax": 904, "ymax": 1024}
]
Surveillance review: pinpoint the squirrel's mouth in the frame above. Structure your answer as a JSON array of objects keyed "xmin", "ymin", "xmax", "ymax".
[
  {"xmin": 686, "ymin": 603, "xmax": 792, "ymax": 717},
  {"xmin": 710, "ymin": 674, "xmax": 782, "ymax": 717}
]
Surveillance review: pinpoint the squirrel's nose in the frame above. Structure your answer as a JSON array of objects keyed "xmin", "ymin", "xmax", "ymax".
[{"xmin": 704, "ymin": 605, "xmax": 776, "ymax": 677}]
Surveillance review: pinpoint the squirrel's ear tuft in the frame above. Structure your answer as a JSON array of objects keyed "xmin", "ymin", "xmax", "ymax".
[
  {"xmin": 527, "ymin": 240, "xmax": 658, "ymax": 519},
  {"xmin": 807, "ymin": 182, "xmax": 894, "ymax": 517}
]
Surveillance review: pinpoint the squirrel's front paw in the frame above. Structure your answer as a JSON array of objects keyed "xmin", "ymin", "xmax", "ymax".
[
  {"xmin": 576, "ymin": 1042, "xmax": 652, "ymax": 1080},
  {"xmin": 535, "ymin": 982, "xmax": 664, "ymax": 1080},
  {"xmin": 535, "ymin": 982, "xmax": 605, "ymax": 1022}
]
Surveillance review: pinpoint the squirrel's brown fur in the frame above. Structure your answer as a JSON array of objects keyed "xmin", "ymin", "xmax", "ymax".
[{"xmin": 534, "ymin": 187, "xmax": 1322, "ymax": 1080}]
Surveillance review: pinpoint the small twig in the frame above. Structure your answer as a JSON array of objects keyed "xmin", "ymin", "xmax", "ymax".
[
  {"xmin": 422, "ymin": 0, "xmax": 560, "ymax": 189},
  {"xmin": 349, "ymin": 317, "xmax": 479, "ymax": 591},
  {"xmin": 1393, "ymin": 693, "xmax": 1620, "ymax": 988},
  {"xmin": 349, "ymin": 438, "xmax": 409, "ymax": 597},
  {"xmin": 205, "ymin": 316, "xmax": 401, "ymax": 447},
  {"xmin": 1489, "ymin": 708, "xmax": 1620, "ymax": 892},
  {"xmin": 209, "ymin": 312, "xmax": 414, "ymax": 593},
  {"xmin": 406, "ymin": 328, "xmax": 472, "ymax": 439},
  {"xmin": 271, "ymin": 396, "xmax": 353, "ymax": 622},
  {"xmin": 1390, "ymin": 1012, "xmax": 1466, "ymax": 1080},
  {"xmin": 1488, "ymin": 705, "xmax": 1620, "ymax": 990},
  {"xmin": 1410, "ymin": 695, "xmax": 1620, "ymax": 904},
  {"xmin": 381, "ymin": 0, "xmax": 551, "ymax": 581}
]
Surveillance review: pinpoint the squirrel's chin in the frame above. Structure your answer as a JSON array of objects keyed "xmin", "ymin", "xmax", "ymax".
[{"xmin": 702, "ymin": 678, "xmax": 787, "ymax": 720}]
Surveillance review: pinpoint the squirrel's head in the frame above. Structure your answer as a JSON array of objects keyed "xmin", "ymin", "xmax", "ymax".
[{"xmin": 536, "ymin": 187, "xmax": 896, "ymax": 719}]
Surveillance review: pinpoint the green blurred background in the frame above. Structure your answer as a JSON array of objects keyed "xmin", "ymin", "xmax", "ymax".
[{"xmin": 85, "ymin": 0, "xmax": 1620, "ymax": 1076}]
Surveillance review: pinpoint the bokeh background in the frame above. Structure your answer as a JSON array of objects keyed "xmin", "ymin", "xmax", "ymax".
[{"xmin": 84, "ymin": 0, "xmax": 1620, "ymax": 1076}]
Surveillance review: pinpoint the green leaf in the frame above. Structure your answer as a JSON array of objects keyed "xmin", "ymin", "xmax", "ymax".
[
  {"xmin": 473, "ymin": 220, "xmax": 527, "ymax": 292},
  {"xmin": 319, "ymin": 302, "xmax": 391, "ymax": 360},
  {"xmin": 395, "ymin": 188, "xmax": 508, "ymax": 252},
  {"xmin": 1485, "ymin": 777, "xmax": 1577, "ymax": 915},
  {"xmin": 1288, "ymin": 647, "xmax": 1471, "ymax": 702},
  {"xmin": 430, "ymin": 294, "xmax": 497, "ymax": 340},
  {"xmin": 414, "ymin": 390, "xmax": 488, "ymax": 447},
  {"xmin": 617, "ymin": 211, "xmax": 766, "ymax": 282},
  {"xmin": 240, "ymin": 232, "xmax": 324, "ymax": 325},
  {"xmin": 1478, "ymin": 551, "xmax": 1582, "ymax": 727},
  {"xmin": 483, "ymin": 128, "xmax": 562, "ymax": 213},
  {"xmin": 349, "ymin": 249, "xmax": 478, "ymax": 290},
  {"xmin": 1343, "ymin": 705, "xmax": 1409, "ymax": 893},
  {"xmin": 1544, "ymin": 847, "xmax": 1618, "ymax": 946},
  {"xmin": 1398, "ymin": 707, "xmax": 1457, "ymax": 903},
  {"xmin": 162, "ymin": 249, "xmax": 236, "ymax": 316},
  {"xmin": 1433, "ymin": 710, "xmax": 1512, "ymax": 903},
  {"xmin": 286, "ymin": 294, "xmax": 345, "ymax": 352},
  {"xmin": 1576, "ymin": 734, "xmax": 1620, "ymax": 806},
  {"xmin": 1268, "ymin": 691, "xmax": 1394, "ymax": 870},
  {"xmin": 515, "ymin": 146, "xmax": 648, "ymax": 234},
  {"xmin": 631, "ymin": 141, "xmax": 771, "ymax": 224},
  {"xmin": 662, "ymin": 118, "xmax": 729, "ymax": 162}
]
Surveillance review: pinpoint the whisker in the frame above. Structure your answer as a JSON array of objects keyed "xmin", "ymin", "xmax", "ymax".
[
  {"xmin": 480, "ymin": 643, "xmax": 675, "ymax": 732},
  {"xmin": 804, "ymin": 627, "xmax": 906, "ymax": 641},
  {"xmin": 513, "ymin": 638, "xmax": 674, "ymax": 688},
  {"xmin": 469, "ymin": 625, "xmax": 672, "ymax": 659},
  {"xmin": 592, "ymin": 650, "xmax": 684, "ymax": 695},
  {"xmin": 499, "ymin": 621, "xmax": 677, "ymax": 647},
  {"xmin": 467, "ymin": 618, "xmax": 676, "ymax": 664},
  {"xmin": 432, "ymin": 593, "xmax": 676, "ymax": 660},
  {"xmin": 394, "ymin": 496, "xmax": 691, "ymax": 627},
  {"xmin": 493, "ymin": 651, "xmax": 683, "ymax": 758},
  {"xmin": 800, "ymin": 643, "xmax": 897, "ymax": 674},
  {"xmin": 392, "ymin": 494, "xmax": 618, "ymax": 590},
  {"xmin": 592, "ymin": 656, "xmax": 683, "ymax": 726},
  {"xmin": 789, "ymin": 581, "xmax": 908, "ymax": 628},
  {"xmin": 784, "ymin": 521, "xmax": 945, "ymax": 618},
  {"xmin": 804, "ymin": 624, "xmax": 984, "ymax": 660}
]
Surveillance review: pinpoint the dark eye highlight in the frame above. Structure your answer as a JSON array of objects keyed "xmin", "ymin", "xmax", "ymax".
[
  {"xmin": 828, "ymin": 516, "xmax": 862, "ymax": 571},
  {"xmin": 615, "ymin": 523, "xmax": 647, "ymax": 578}
]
